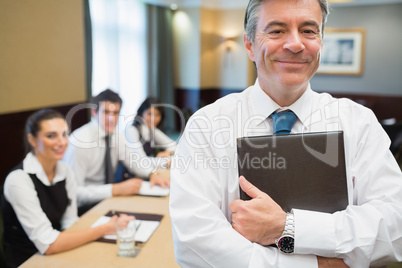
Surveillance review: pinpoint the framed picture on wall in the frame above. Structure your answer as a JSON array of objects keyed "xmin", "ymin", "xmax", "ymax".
[{"xmin": 317, "ymin": 28, "xmax": 365, "ymax": 76}]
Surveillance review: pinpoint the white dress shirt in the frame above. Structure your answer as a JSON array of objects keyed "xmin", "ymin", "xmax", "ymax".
[
  {"xmin": 3, "ymin": 153, "xmax": 78, "ymax": 254},
  {"xmin": 125, "ymin": 124, "xmax": 177, "ymax": 157},
  {"xmin": 63, "ymin": 119, "xmax": 154, "ymax": 206},
  {"xmin": 169, "ymin": 80, "xmax": 402, "ymax": 268}
]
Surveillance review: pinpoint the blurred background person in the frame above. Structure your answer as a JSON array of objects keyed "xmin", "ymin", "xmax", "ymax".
[
  {"xmin": 1, "ymin": 109, "xmax": 129, "ymax": 268},
  {"xmin": 117, "ymin": 97, "xmax": 177, "ymax": 182},
  {"xmin": 126, "ymin": 97, "xmax": 176, "ymax": 158},
  {"xmin": 64, "ymin": 90, "xmax": 169, "ymax": 215}
]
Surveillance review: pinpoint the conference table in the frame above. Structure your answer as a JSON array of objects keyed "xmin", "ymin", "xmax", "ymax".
[{"xmin": 20, "ymin": 194, "xmax": 179, "ymax": 268}]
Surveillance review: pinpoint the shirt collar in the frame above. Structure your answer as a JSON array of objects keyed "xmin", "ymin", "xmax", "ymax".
[
  {"xmin": 251, "ymin": 80, "xmax": 313, "ymax": 129},
  {"xmin": 251, "ymin": 79, "xmax": 280, "ymax": 124},
  {"xmin": 287, "ymin": 86, "xmax": 313, "ymax": 129},
  {"xmin": 23, "ymin": 152, "xmax": 67, "ymax": 185}
]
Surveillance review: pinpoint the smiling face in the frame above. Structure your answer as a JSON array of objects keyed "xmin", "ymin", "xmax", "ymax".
[
  {"xmin": 244, "ymin": 0, "xmax": 323, "ymax": 106},
  {"xmin": 94, "ymin": 101, "xmax": 121, "ymax": 134},
  {"xmin": 28, "ymin": 118, "xmax": 69, "ymax": 163},
  {"xmin": 142, "ymin": 107, "xmax": 162, "ymax": 129}
]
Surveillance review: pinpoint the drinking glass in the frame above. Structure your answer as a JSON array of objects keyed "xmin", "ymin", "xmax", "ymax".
[{"xmin": 115, "ymin": 219, "xmax": 136, "ymax": 257}]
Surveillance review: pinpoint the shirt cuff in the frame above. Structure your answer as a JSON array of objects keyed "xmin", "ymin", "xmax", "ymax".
[
  {"xmin": 248, "ymin": 243, "xmax": 318, "ymax": 268},
  {"xmin": 293, "ymin": 209, "xmax": 336, "ymax": 257},
  {"xmin": 35, "ymin": 229, "xmax": 60, "ymax": 254},
  {"xmin": 77, "ymin": 184, "xmax": 113, "ymax": 207},
  {"xmin": 278, "ymin": 253, "xmax": 318, "ymax": 268},
  {"xmin": 94, "ymin": 184, "xmax": 113, "ymax": 201}
]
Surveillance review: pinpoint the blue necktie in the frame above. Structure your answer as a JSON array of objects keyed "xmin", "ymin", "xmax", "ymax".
[{"xmin": 271, "ymin": 110, "xmax": 298, "ymax": 135}]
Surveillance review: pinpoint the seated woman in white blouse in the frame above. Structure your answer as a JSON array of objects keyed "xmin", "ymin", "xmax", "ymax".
[
  {"xmin": 1, "ymin": 109, "xmax": 133, "ymax": 268},
  {"xmin": 126, "ymin": 97, "xmax": 177, "ymax": 159}
]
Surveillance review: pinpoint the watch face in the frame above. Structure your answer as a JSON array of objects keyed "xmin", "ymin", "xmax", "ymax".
[{"xmin": 278, "ymin": 235, "xmax": 294, "ymax": 254}]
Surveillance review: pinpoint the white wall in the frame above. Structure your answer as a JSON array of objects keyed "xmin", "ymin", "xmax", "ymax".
[
  {"xmin": 173, "ymin": 8, "xmax": 201, "ymax": 89},
  {"xmin": 213, "ymin": 8, "xmax": 249, "ymax": 89},
  {"xmin": 173, "ymin": 7, "xmax": 250, "ymax": 90}
]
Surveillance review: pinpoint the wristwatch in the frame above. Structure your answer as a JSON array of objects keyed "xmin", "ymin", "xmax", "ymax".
[
  {"xmin": 151, "ymin": 167, "xmax": 159, "ymax": 175},
  {"xmin": 275, "ymin": 212, "xmax": 295, "ymax": 254}
]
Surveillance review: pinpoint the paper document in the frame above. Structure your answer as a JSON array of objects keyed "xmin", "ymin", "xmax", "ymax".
[
  {"xmin": 91, "ymin": 216, "xmax": 160, "ymax": 243},
  {"xmin": 139, "ymin": 181, "xmax": 169, "ymax": 196}
]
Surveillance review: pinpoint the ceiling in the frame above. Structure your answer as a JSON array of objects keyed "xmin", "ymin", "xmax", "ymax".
[{"xmin": 144, "ymin": 0, "xmax": 402, "ymax": 9}]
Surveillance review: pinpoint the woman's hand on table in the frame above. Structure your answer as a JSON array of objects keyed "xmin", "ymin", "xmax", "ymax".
[{"xmin": 104, "ymin": 214, "xmax": 136, "ymax": 235}]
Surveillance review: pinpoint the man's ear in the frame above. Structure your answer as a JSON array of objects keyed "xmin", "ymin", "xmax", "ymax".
[
  {"xmin": 244, "ymin": 33, "xmax": 255, "ymax": 62},
  {"xmin": 91, "ymin": 108, "xmax": 97, "ymax": 117},
  {"xmin": 27, "ymin": 133, "xmax": 37, "ymax": 149}
]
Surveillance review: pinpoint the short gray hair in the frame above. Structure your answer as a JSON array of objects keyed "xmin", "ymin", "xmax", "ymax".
[{"xmin": 244, "ymin": 0, "xmax": 329, "ymax": 43}]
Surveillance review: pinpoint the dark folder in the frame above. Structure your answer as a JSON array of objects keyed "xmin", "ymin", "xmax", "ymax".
[
  {"xmin": 237, "ymin": 131, "xmax": 348, "ymax": 213},
  {"xmin": 97, "ymin": 211, "xmax": 164, "ymax": 244}
]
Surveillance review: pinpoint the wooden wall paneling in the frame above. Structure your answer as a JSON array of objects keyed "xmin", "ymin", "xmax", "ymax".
[{"xmin": 0, "ymin": 103, "xmax": 90, "ymax": 186}]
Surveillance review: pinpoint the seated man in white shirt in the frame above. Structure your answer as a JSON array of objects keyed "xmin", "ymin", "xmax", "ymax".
[
  {"xmin": 169, "ymin": 0, "xmax": 402, "ymax": 267},
  {"xmin": 64, "ymin": 89, "xmax": 169, "ymax": 214}
]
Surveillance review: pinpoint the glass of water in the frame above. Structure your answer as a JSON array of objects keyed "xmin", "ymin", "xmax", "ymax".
[{"xmin": 115, "ymin": 218, "xmax": 136, "ymax": 257}]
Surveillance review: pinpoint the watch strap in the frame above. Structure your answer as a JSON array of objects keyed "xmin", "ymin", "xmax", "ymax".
[
  {"xmin": 282, "ymin": 212, "xmax": 295, "ymax": 236},
  {"xmin": 151, "ymin": 167, "xmax": 159, "ymax": 175}
]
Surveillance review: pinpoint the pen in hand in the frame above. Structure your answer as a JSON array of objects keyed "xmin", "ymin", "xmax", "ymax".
[{"xmin": 135, "ymin": 220, "xmax": 142, "ymax": 231}]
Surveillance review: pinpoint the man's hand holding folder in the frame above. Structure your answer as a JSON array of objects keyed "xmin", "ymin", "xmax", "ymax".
[
  {"xmin": 229, "ymin": 176, "xmax": 286, "ymax": 246},
  {"xmin": 231, "ymin": 176, "xmax": 348, "ymax": 268}
]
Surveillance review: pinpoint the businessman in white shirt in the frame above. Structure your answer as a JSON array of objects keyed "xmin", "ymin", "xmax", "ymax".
[
  {"xmin": 64, "ymin": 89, "xmax": 169, "ymax": 214},
  {"xmin": 169, "ymin": 0, "xmax": 402, "ymax": 267}
]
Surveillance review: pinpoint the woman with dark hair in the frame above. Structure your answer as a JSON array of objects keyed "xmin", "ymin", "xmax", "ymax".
[
  {"xmin": 126, "ymin": 97, "xmax": 176, "ymax": 158},
  {"xmin": 1, "ymin": 109, "xmax": 132, "ymax": 267}
]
